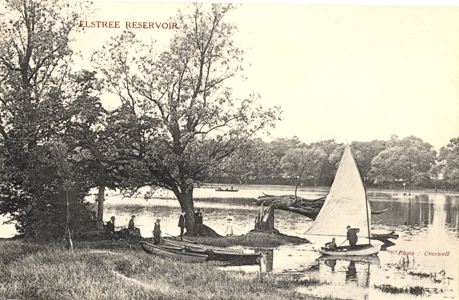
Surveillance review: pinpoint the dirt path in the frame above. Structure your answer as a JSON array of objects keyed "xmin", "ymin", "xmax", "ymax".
[{"xmin": 112, "ymin": 271, "xmax": 174, "ymax": 295}]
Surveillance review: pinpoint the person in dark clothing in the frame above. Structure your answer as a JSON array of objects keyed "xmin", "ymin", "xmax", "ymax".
[
  {"xmin": 105, "ymin": 216, "xmax": 116, "ymax": 238},
  {"xmin": 127, "ymin": 215, "xmax": 141, "ymax": 240},
  {"xmin": 153, "ymin": 219, "xmax": 161, "ymax": 245},
  {"xmin": 195, "ymin": 209, "xmax": 203, "ymax": 236},
  {"xmin": 128, "ymin": 215, "xmax": 136, "ymax": 230},
  {"xmin": 346, "ymin": 225, "xmax": 360, "ymax": 248},
  {"xmin": 178, "ymin": 211, "xmax": 186, "ymax": 240}
]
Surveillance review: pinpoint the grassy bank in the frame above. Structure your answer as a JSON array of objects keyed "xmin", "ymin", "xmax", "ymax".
[
  {"xmin": 186, "ymin": 231, "xmax": 309, "ymax": 248},
  {"xmin": 0, "ymin": 240, "xmax": 328, "ymax": 300}
]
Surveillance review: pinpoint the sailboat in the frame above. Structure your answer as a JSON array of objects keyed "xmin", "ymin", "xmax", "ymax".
[{"xmin": 306, "ymin": 145, "xmax": 382, "ymax": 256}]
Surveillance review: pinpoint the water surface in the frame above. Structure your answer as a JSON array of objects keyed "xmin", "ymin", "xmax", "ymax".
[{"xmin": 1, "ymin": 185, "xmax": 458, "ymax": 299}]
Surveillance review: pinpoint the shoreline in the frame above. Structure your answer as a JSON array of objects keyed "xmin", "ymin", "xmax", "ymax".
[{"xmin": 0, "ymin": 239, "xmax": 331, "ymax": 300}]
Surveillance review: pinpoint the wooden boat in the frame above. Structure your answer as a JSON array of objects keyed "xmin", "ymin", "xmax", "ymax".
[
  {"xmin": 306, "ymin": 146, "xmax": 383, "ymax": 256},
  {"xmin": 162, "ymin": 239, "xmax": 260, "ymax": 265},
  {"xmin": 206, "ymin": 250, "xmax": 260, "ymax": 265},
  {"xmin": 319, "ymin": 244, "xmax": 382, "ymax": 256},
  {"xmin": 215, "ymin": 187, "xmax": 239, "ymax": 192},
  {"xmin": 140, "ymin": 241, "xmax": 208, "ymax": 263},
  {"xmin": 163, "ymin": 238, "xmax": 243, "ymax": 254}
]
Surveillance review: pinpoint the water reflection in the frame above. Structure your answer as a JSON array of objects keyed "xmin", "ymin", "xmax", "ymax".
[
  {"xmin": 371, "ymin": 196, "xmax": 433, "ymax": 227},
  {"xmin": 2, "ymin": 187, "xmax": 459, "ymax": 298},
  {"xmin": 445, "ymin": 196, "xmax": 459, "ymax": 236},
  {"xmin": 346, "ymin": 261, "xmax": 358, "ymax": 283}
]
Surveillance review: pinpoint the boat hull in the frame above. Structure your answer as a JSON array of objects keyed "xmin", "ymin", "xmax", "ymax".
[
  {"xmin": 319, "ymin": 244, "xmax": 381, "ymax": 256},
  {"xmin": 140, "ymin": 242, "xmax": 208, "ymax": 262},
  {"xmin": 163, "ymin": 238, "xmax": 243, "ymax": 254},
  {"xmin": 162, "ymin": 239, "xmax": 259, "ymax": 265}
]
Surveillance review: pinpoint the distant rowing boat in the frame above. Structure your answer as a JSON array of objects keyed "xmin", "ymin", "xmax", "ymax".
[
  {"xmin": 140, "ymin": 241, "xmax": 208, "ymax": 263},
  {"xmin": 215, "ymin": 187, "xmax": 239, "ymax": 192}
]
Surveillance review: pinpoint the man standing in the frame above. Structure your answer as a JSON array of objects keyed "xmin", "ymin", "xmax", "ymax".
[
  {"xmin": 346, "ymin": 225, "xmax": 360, "ymax": 248},
  {"xmin": 178, "ymin": 211, "xmax": 186, "ymax": 240},
  {"xmin": 195, "ymin": 209, "xmax": 203, "ymax": 236},
  {"xmin": 128, "ymin": 215, "xmax": 136, "ymax": 230},
  {"xmin": 153, "ymin": 219, "xmax": 161, "ymax": 245}
]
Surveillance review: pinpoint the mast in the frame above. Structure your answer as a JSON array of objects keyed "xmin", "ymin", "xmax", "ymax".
[{"xmin": 364, "ymin": 186, "xmax": 371, "ymax": 245}]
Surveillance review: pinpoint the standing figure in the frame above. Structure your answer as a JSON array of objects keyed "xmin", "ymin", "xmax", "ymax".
[
  {"xmin": 178, "ymin": 211, "xmax": 186, "ymax": 241},
  {"xmin": 128, "ymin": 215, "xmax": 136, "ymax": 230},
  {"xmin": 195, "ymin": 209, "xmax": 203, "ymax": 236},
  {"xmin": 153, "ymin": 219, "xmax": 161, "ymax": 245},
  {"xmin": 225, "ymin": 212, "xmax": 234, "ymax": 236},
  {"xmin": 346, "ymin": 225, "xmax": 360, "ymax": 248}
]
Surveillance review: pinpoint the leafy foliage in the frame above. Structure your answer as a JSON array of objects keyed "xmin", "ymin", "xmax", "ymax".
[
  {"xmin": 438, "ymin": 137, "xmax": 459, "ymax": 186},
  {"xmin": 369, "ymin": 136, "xmax": 437, "ymax": 186},
  {"xmin": 93, "ymin": 4, "xmax": 281, "ymax": 232},
  {"xmin": 0, "ymin": 0, "xmax": 96, "ymax": 239}
]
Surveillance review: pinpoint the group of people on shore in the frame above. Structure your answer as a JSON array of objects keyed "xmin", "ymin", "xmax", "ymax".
[
  {"xmin": 105, "ymin": 215, "xmax": 141, "ymax": 240},
  {"xmin": 105, "ymin": 208, "xmax": 235, "ymax": 242}
]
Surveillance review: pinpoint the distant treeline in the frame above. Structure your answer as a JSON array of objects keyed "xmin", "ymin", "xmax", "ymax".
[{"xmin": 209, "ymin": 135, "xmax": 459, "ymax": 190}]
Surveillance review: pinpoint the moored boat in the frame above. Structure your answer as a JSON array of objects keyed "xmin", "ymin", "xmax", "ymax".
[
  {"xmin": 163, "ymin": 238, "xmax": 243, "ymax": 254},
  {"xmin": 140, "ymin": 241, "xmax": 208, "ymax": 263},
  {"xmin": 206, "ymin": 250, "xmax": 260, "ymax": 265},
  {"xmin": 162, "ymin": 238, "xmax": 260, "ymax": 265}
]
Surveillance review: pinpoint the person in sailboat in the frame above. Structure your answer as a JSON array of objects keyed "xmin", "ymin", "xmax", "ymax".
[
  {"xmin": 346, "ymin": 225, "xmax": 360, "ymax": 248},
  {"xmin": 325, "ymin": 237, "xmax": 337, "ymax": 250}
]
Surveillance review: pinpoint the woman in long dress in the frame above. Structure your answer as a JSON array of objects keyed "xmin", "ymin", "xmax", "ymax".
[{"xmin": 225, "ymin": 212, "xmax": 234, "ymax": 236}]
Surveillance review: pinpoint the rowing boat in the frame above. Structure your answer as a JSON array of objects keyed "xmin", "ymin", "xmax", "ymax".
[
  {"xmin": 163, "ymin": 238, "xmax": 243, "ymax": 254},
  {"xmin": 140, "ymin": 241, "xmax": 208, "ymax": 263},
  {"xmin": 162, "ymin": 239, "xmax": 260, "ymax": 265},
  {"xmin": 318, "ymin": 244, "xmax": 382, "ymax": 256}
]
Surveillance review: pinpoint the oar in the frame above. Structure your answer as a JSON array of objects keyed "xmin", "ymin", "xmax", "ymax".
[{"xmin": 339, "ymin": 239, "xmax": 348, "ymax": 247}]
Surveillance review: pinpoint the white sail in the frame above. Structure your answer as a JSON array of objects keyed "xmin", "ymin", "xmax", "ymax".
[{"xmin": 306, "ymin": 145, "xmax": 371, "ymax": 242}]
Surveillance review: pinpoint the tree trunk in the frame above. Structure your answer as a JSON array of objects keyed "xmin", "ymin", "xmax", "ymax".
[
  {"xmin": 96, "ymin": 185, "xmax": 105, "ymax": 229},
  {"xmin": 65, "ymin": 189, "xmax": 73, "ymax": 251},
  {"xmin": 174, "ymin": 186, "xmax": 196, "ymax": 235}
]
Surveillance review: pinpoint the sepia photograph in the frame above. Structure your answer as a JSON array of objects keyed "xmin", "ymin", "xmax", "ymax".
[{"xmin": 0, "ymin": 0, "xmax": 458, "ymax": 299}]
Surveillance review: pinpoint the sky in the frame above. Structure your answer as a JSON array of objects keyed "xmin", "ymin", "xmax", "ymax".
[{"xmin": 72, "ymin": 1, "xmax": 459, "ymax": 148}]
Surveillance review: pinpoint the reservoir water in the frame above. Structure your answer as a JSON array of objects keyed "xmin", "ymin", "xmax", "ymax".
[{"xmin": 1, "ymin": 184, "xmax": 458, "ymax": 299}]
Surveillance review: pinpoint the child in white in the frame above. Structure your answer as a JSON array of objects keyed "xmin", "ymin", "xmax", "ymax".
[{"xmin": 225, "ymin": 212, "xmax": 234, "ymax": 236}]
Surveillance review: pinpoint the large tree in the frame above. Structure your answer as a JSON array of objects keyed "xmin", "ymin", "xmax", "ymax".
[
  {"xmin": 369, "ymin": 136, "xmax": 436, "ymax": 186},
  {"xmin": 280, "ymin": 146, "xmax": 327, "ymax": 192},
  {"xmin": 0, "ymin": 0, "xmax": 95, "ymax": 238},
  {"xmin": 213, "ymin": 138, "xmax": 278, "ymax": 184},
  {"xmin": 94, "ymin": 4, "xmax": 280, "ymax": 233},
  {"xmin": 438, "ymin": 137, "xmax": 459, "ymax": 187}
]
